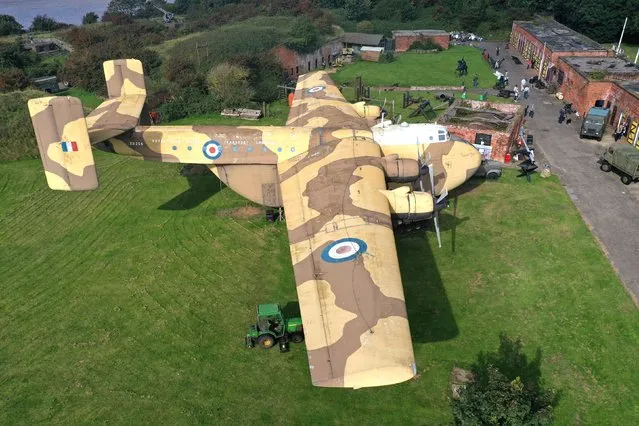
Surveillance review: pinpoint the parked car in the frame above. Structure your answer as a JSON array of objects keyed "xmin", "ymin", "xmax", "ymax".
[{"xmin": 474, "ymin": 159, "xmax": 503, "ymax": 179}]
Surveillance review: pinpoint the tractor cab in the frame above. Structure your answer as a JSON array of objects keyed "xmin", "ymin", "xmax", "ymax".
[
  {"xmin": 257, "ymin": 304, "xmax": 285, "ymax": 337},
  {"xmin": 245, "ymin": 303, "xmax": 304, "ymax": 352}
]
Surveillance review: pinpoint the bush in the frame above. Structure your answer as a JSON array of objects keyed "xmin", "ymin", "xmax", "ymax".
[
  {"xmin": 452, "ymin": 334, "xmax": 557, "ymax": 425},
  {"xmin": 164, "ymin": 56, "xmax": 204, "ymax": 89},
  {"xmin": 380, "ymin": 51, "xmax": 396, "ymax": 63},
  {"xmin": 0, "ymin": 68, "xmax": 28, "ymax": 92},
  {"xmin": 158, "ymin": 86, "xmax": 220, "ymax": 122},
  {"xmin": 233, "ymin": 52, "xmax": 283, "ymax": 103},
  {"xmin": 0, "ymin": 90, "xmax": 43, "ymax": 161},
  {"xmin": 408, "ymin": 38, "xmax": 442, "ymax": 51}
]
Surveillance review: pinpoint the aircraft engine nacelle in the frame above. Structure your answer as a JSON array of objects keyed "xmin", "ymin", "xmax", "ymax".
[
  {"xmin": 381, "ymin": 155, "xmax": 420, "ymax": 183},
  {"xmin": 379, "ymin": 186, "xmax": 434, "ymax": 221},
  {"xmin": 353, "ymin": 101, "xmax": 382, "ymax": 127}
]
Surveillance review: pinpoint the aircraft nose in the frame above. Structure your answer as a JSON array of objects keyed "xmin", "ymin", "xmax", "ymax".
[{"xmin": 461, "ymin": 141, "xmax": 482, "ymax": 176}]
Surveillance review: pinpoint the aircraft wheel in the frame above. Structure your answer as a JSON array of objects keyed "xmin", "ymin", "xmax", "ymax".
[
  {"xmin": 600, "ymin": 162, "xmax": 611, "ymax": 172},
  {"xmin": 290, "ymin": 332, "xmax": 305, "ymax": 344},
  {"xmin": 257, "ymin": 334, "xmax": 276, "ymax": 349}
]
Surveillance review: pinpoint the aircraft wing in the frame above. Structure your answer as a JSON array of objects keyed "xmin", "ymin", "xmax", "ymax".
[
  {"xmin": 278, "ymin": 134, "xmax": 416, "ymax": 388},
  {"xmin": 286, "ymin": 71, "xmax": 370, "ymax": 130}
]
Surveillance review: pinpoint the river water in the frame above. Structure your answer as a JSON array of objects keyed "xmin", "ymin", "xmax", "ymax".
[{"xmin": 1, "ymin": 0, "xmax": 111, "ymax": 28}]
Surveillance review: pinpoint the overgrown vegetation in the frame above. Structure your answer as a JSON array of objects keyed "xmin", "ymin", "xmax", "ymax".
[{"xmin": 408, "ymin": 38, "xmax": 442, "ymax": 51}]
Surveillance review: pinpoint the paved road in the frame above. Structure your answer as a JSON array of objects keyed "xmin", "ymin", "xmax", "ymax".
[{"xmin": 474, "ymin": 41, "xmax": 639, "ymax": 304}]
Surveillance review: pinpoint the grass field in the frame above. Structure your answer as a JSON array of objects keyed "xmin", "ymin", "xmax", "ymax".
[
  {"xmin": 55, "ymin": 88, "xmax": 105, "ymax": 110},
  {"xmin": 1, "ymin": 152, "xmax": 639, "ymax": 424},
  {"xmin": 332, "ymin": 47, "xmax": 497, "ymax": 89}
]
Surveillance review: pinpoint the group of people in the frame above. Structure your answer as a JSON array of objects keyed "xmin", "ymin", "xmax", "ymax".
[
  {"xmin": 512, "ymin": 78, "xmax": 530, "ymax": 102},
  {"xmin": 615, "ymin": 121, "xmax": 629, "ymax": 141}
]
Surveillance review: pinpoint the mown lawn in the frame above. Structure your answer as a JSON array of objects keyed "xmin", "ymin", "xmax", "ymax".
[
  {"xmin": 167, "ymin": 100, "xmax": 289, "ymax": 126},
  {"xmin": 1, "ymin": 152, "xmax": 639, "ymax": 424},
  {"xmin": 56, "ymin": 87, "xmax": 105, "ymax": 110},
  {"xmin": 332, "ymin": 46, "xmax": 497, "ymax": 88}
]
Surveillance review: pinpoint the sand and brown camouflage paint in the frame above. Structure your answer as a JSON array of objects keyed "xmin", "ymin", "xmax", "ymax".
[{"xmin": 28, "ymin": 64, "xmax": 481, "ymax": 388}]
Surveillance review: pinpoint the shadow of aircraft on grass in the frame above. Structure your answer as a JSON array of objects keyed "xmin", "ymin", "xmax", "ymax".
[
  {"xmin": 397, "ymin": 232, "xmax": 459, "ymax": 343},
  {"xmin": 159, "ymin": 165, "xmax": 223, "ymax": 210}
]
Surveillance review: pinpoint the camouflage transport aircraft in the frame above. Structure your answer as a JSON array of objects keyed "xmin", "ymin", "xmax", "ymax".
[{"xmin": 28, "ymin": 59, "xmax": 481, "ymax": 389}]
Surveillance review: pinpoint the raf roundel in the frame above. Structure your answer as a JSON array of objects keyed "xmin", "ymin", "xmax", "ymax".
[
  {"xmin": 203, "ymin": 140, "xmax": 222, "ymax": 160},
  {"xmin": 321, "ymin": 238, "xmax": 368, "ymax": 263},
  {"xmin": 306, "ymin": 86, "xmax": 325, "ymax": 94}
]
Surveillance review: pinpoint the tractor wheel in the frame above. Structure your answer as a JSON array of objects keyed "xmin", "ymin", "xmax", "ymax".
[
  {"xmin": 257, "ymin": 334, "xmax": 276, "ymax": 349},
  {"xmin": 621, "ymin": 174, "xmax": 632, "ymax": 185},
  {"xmin": 600, "ymin": 162, "xmax": 611, "ymax": 172},
  {"xmin": 290, "ymin": 332, "xmax": 305, "ymax": 344}
]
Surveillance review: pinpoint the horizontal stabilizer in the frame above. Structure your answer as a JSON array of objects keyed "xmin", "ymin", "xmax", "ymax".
[{"xmin": 28, "ymin": 96, "xmax": 98, "ymax": 191}]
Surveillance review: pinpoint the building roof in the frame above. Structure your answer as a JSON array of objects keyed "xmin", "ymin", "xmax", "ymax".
[
  {"xmin": 515, "ymin": 19, "xmax": 606, "ymax": 52},
  {"xmin": 620, "ymin": 81, "xmax": 639, "ymax": 100},
  {"xmin": 392, "ymin": 30, "xmax": 449, "ymax": 38},
  {"xmin": 342, "ymin": 32, "xmax": 384, "ymax": 46},
  {"xmin": 561, "ymin": 56, "xmax": 639, "ymax": 80}
]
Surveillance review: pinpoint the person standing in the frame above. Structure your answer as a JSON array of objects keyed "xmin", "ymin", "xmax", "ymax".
[
  {"xmin": 496, "ymin": 46, "xmax": 500, "ymax": 56},
  {"xmin": 524, "ymin": 104, "xmax": 529, "ymax": 117},
  {"xmin": 558, "ymin": 109, "xmax": 565, "ymax": 124},
  {"xmin": 472, "ymin": 73, "xmax": 479, "ymax": 88},
  {"xmin": 513, "ymin": 86, "xmax": 520, "ymax": 102},
  {"xmin": 529, "ymin": 104, "xmax": 535, "ymax": 118},
  {"xmin": 523, "ymin": 86, "xmax": 530, "ymax": 99},
  {"xmin": 520, "ymin": 78, "xmax": 526, "ymax": 91}
]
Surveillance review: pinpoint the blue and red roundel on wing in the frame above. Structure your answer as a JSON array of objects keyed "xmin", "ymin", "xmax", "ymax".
[
  {"xmin": 306, "ymin": 86, "xmax": 325, "ymax": 94},
  {"xmin": 321, "ymin": 238, "xmax": 368, "ymax": 263},
  {"xmin": 203, "ymin": 140, "xmax": 222, "ymax": 160}
]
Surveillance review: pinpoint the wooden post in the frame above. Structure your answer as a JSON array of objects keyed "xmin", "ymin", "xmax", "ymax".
[
  {"xmin": 262, "ymin": 101, "xmax": 266, "ymax": 117},
  {"xmin": 195, "ymin": 42, "xmax": 200, "ymax": 67}
]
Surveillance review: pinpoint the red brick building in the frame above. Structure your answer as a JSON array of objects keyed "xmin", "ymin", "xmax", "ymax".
[
  {"xmin": 392, "ymin": 30, "xmax": 449, "ymax": 52},
  {"xmin": 438, "ymin": 101, "xmax": 524, "ymax": 162},
  {"xmin": 510, "ymin": 19, "xmax": 611, "ymax": 80},
  {"xmin": 510, "ymin": 18, "xmax": 639, "ymax": 145},
  {"xmin": 273, "ymin": 38, "xmax": 343, "ymax": 80}
]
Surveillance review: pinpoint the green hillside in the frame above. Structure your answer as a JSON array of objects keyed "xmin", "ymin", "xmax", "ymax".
[{"xmin": 1, "ymin": 153, "xmax": 639, "ymax": 424}]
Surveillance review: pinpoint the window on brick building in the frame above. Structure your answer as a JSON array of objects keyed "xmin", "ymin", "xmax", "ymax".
[
  {"xmin": 308, "ymin": 61, "xmax": 311, "ymax": 71},
  {"xmin": 315, "ymin": 58, "xmax": 318, "ymax": 68},
  {"xmin": 474, "ymin": 133, "xmax": 492, "ymax": 146},
  {"xmin": 557, "ymin": 70, "xmax": 565, "ymax": 85},
  {"xmin": 296, "ymin": 66, "xmax": 299, "ymax": 74},
  {"xmin": 290, "ymin": 68, "xmax": 293, "ymax": 76}
]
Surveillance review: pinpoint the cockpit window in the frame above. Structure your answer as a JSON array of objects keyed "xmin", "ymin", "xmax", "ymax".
[{"xmin": 438, "ymin": 130, "xmax": 446, "ymax": 141}]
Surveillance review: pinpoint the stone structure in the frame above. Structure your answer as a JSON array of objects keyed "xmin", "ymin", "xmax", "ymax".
[
  {"xmin": 392, "ymin": 30, "xmax": 450, "ymax": 52},
  {"xmin": 438, "ymin": 100, "xmax": 524, "ymax": 162},
  {"xmin": 274, "ymin": 38, "xmax": 343, "ymax": 80}
]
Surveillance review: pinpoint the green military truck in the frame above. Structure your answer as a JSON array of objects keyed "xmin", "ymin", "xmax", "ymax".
[
  {"xmin": 599, "ymin": 144, "xmax": 639, "ymax": 185},
  {"xmin": 580, "ymin": 107, "xmax": 610, "ymax": 141}
]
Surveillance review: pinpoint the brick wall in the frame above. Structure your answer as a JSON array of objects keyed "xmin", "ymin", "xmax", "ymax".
[
  {"xmin": 438, "ymin": 101, "xmax": 524, "ymax": 162},
  {"xmin": 274, "ymin": 39, "xmax": 343, "ymax": 79},
  {"xmin": 510, "ymin": 23, "xmax": 611, "ymax": 79},
  {"xmin": 394, "ymin": 34, "xmax": 449, "ymax": 52}
]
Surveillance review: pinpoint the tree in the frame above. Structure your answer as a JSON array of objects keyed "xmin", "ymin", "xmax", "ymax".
[
  {"xmin": 452, "ymin": 334, "xmax": 557, "ymax": 425},
  {"xmin": 82, "ymin": 12, "xmax": 99, "ymax": 25},
  {"xmin": 30, "ymin": 15, "xmax": 62, "ymax": 32},
  {"xmin": 0, "ymin": 15, "xmax": 23, "ymax": 36},
  {"xmin": 345, "ymin": 0, "xmax": 372, "ymax": 22},
  {"xmin": 207, "ymin": 63, "xmax": 254, "ymax": 108},
  {"xmin": 287, "ymin": 17, "xmax": 320, "ymax": 53},
  {"xmin": 105, "ymin": 0, "xmax": 156, "ymax": 18}
]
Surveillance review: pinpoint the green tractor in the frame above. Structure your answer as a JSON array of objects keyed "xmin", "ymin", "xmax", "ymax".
[{"xmin": 245, "ymin": 303, "xmax": 304, "ymax": 352}]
